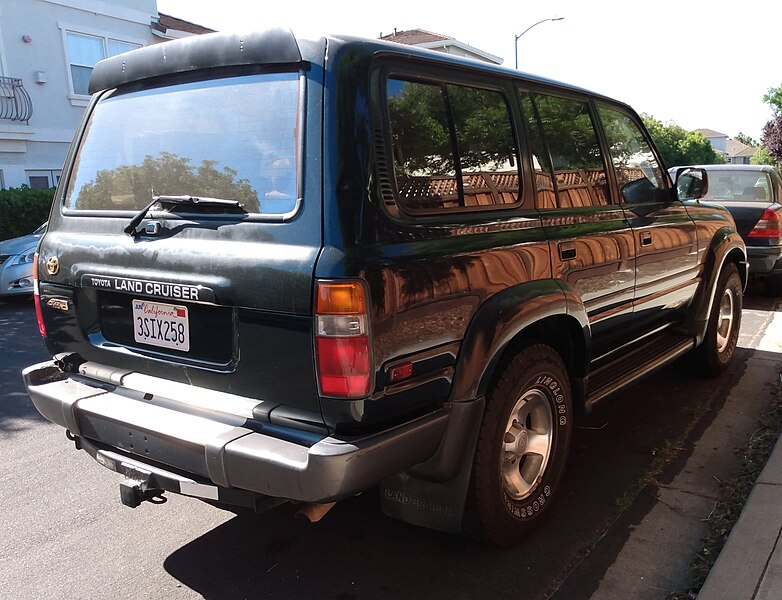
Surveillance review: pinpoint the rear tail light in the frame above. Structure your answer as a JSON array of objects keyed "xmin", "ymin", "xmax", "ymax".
[
  {"xmin": 32, "ymin": 253, "xmax": 46, "ymax": 338},
  {"xmin": 748, "ymin": 208, "xmax": 781, "ymax": 239},
  {"xmin": 315, "ymin": 281, "xmax": 371, "ymax": 398}
]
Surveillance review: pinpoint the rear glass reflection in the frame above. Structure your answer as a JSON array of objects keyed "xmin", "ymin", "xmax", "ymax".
[{"xmin": 65, "ymin": 73, "xmax": 300, "ymax": 215}]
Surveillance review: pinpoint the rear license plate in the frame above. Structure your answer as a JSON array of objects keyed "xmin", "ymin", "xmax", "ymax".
[{"xmin": 132, "ymin": 299, "xmax": 190, "ymax": 352}]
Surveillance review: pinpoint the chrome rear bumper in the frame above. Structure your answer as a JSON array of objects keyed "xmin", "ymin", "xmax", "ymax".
[{"xmin": 22, "ymin": 360, "xmax": 449, "ymax": 503}]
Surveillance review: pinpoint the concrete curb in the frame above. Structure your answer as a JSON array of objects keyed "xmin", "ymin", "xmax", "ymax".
[
  {"xmin": 698, "ymin": 310, "xmax": 782, "ymax": 599},
  {"xmin": 697, "ymin": 434, "xmax": 782, "ymax": 599}
]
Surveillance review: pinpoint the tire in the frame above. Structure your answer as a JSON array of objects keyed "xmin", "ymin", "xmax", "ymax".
[
  {"xmin": 463, "ymin": 343, "xmax": 572, "ymax": 546},
  {"xmin": 693, "ymin": 263, "xmax": 742, "ymax": 377}
]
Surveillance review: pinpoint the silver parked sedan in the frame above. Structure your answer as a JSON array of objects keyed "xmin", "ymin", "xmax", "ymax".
[{"xmin": 0, "ymin": 222, "xmax": 46, "ymax": 298}]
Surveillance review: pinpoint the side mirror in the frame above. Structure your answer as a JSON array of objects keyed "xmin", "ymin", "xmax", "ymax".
[{"xmin": 674, "ymin": 167, "xmax": 709, "ymax": 201}]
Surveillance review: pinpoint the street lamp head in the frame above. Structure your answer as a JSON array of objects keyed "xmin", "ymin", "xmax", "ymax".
[{"xmin": 514, "ymin": 17, "xmax": 565, "ymax": 69}]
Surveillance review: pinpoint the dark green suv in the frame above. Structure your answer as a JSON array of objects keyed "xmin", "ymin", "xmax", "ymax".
[{"xmin": 23, "ymin": 28, "xmax": 746, "ymax": 545}]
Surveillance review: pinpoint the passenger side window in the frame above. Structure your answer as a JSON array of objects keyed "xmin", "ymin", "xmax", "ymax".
[
  {"xmin": 520, "ymin": 93, "xmax": 556, "ymax": 209},
  {"xmin": 387, "ymin": 78, "xmax": 520, "ymax": 213},
  {"xmin": 528, "ymin": 94, "xmax": 610, "ymax": 208},
  {"xmin": 597, "ymin": 105, "xmax": 667, "ymax": 204}
]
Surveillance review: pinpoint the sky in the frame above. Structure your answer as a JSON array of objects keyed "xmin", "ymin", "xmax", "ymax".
[{"xmin": 157, "ymin": 0, "xmax": 780, "ymax": 142}]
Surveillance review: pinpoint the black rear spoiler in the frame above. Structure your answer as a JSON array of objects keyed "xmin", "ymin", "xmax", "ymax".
[{"xmin": 89, "ymin": 28, "xmax": 303, "ymax": 94}]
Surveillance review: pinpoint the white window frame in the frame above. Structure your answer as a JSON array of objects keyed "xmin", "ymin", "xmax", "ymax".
[
  {"xmin": 58, "ymin": 22, "xmax": 145, "ymax": 106},
  {"xmin": 26, "ymin": 169, "xmax": 62, "ymax": 189},
  {"xmin": 0, "ymin": 8, "xmax": 7, "ymax": 77}
]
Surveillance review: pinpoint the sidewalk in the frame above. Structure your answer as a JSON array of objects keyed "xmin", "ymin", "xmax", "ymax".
[
  {"xmin": 698, "ymin": 314, "xmax": 782, "ymax": 599},
  {"xmin": 697, "ymin": 432, "xmax": 782, "ymax": 599}
]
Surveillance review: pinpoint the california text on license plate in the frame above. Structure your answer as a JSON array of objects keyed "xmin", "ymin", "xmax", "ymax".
[{"xmin": 132, "ymin": 299, "xmax": 190, "ymax": 352}]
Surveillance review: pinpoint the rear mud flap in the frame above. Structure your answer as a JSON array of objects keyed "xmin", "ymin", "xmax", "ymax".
[{"xmin": 380, "ymin": 397, "xmax": 484, "ymax": 532}]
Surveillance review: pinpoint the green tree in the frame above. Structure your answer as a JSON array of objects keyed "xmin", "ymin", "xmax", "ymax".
[
  {"xmin": 73, "ymin": 152, "xmax": 259, "ymax": 212},
  {"xmin": 735, "ymin": 132, "xmax": 758, "ymax": 147},
  {"xmin": 750, "ymin": 146, "xmax": 780, "ymax": 169},
  {"xmin": 763, "ymin": 84, "xmax": 782, "ymax": 116},
  {"xmin": 534, "ymin": 95, "xmax": 603, "ymax": 170},
  {"xmin": 0, "ymin": 187, "xmax": 54, "ymax": 241},
  {"xmin": 760, "ymin": 84, "xmax": 782, "ymax": 164},
  {"xmin": 387, "ymin": 80, "xmax": 515, "ymax": 176},
  {"xmin": 642, "ymin": 115, "xmax": 725, "ymax": 167},
  {"xmin": 388, "ymin": 81, "xmax": 452, "ymax": 175},
  {"xmin": 762, "ymin": 117, "xmax": 782, "ymax": 164}
]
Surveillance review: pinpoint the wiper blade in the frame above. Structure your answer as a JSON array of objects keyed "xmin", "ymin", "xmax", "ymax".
[
  {"xmin": 124, "ymin": 195, "xmax": 245, "ymax": 235},
  {"xmin": 153, "ymin": 195, "xmax": 245, "ymax": 208}
]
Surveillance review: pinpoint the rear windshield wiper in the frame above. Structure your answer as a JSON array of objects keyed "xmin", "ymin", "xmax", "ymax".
[{"xmin": 124, "ymin": 195, "xmax": 246, "ymax": 235}]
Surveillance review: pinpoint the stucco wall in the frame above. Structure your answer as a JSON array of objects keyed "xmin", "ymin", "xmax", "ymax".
[
  {"xmin": 707, "ymin": 135, "xmax": 728, "ymax": 153},
  {"xmin": 0, "ymin": 0, "xmax": 159, "ymax": 188}
]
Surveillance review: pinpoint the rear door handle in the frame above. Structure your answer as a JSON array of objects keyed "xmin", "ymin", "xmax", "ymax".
[
  {"xmin": 558, "ymin": 242, "xmax": 577, "ymax": 261},
  {"xmin": 640, "ymin": 232, "xmax": 652, "ymax": 247}
]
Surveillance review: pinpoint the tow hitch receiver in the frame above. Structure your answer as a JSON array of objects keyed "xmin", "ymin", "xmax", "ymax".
[{"xmin": 119, "ymin": 479, "xmax": 167, "ymax": 508}]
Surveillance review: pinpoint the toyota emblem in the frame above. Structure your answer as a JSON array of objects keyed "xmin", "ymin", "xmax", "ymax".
[{"xmin": 46, "ymin": 255, "xmax": 60, "ymax": 275}]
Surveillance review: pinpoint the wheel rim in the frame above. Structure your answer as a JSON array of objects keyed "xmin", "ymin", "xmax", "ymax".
[
  {"xmin": 500, "ymin": 388, "xmax": 553, "ymax": 501},
  {"xmin": 716, "ymin": 286, "xmax": 735, "ymax": 354}
]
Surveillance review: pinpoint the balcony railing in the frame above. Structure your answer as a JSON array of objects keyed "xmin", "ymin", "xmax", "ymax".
[{"xmin": 0, "ymin": 77, "xmax": 33, "ymax": 124}]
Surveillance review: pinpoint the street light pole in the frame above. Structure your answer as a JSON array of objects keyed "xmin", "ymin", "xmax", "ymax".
[{"xmin": 514, "ymin": 17, "xmax": 564, "ymax": 69}]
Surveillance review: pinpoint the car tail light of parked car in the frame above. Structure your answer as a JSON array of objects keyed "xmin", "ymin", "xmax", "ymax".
[
  {"xmin": 315, "ymin": 280, "xmax": 371, "ymax": 398},
  {"xmin": 748, "ymin": 208, "xmax": 782, "ymax": 240}
]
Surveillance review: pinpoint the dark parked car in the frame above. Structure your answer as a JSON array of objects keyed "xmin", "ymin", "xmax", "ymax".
[
  {"xmin": 23, "ymin": 29, "xmax": 747, "ymax": 545},
  {"xmin": 0, "ymin": 222, "xmax": 45, "ymax": 298},
  {"xmin": 671, "ymin": 164, "xmax": 782, "ymax": 293}
]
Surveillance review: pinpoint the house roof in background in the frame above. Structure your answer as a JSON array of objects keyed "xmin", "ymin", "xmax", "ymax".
[
  {"xmin": 154, "ymin": 12, "xmax": 215, "ymax": 36},
  {"xmin": 380, "ymin": 28, "xmax": 503, "ymax": 65},
  {"xmin": 380, "ymin": 29, "xmax": 451, "ymax": 44},
  {"xmin": 726, "ymin": 138, "xmax": 756, "ymax": 157},
  {"xmin": 697, "ymin": 128, "xmax": 728, "ymax": 138}
]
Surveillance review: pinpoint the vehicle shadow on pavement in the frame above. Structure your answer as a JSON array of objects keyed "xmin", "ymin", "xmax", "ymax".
[
  {"xmin": 163, "ymin": 492, "xmax": 557, "ymax": 600},
  {"xmin": 163, "ymin": 347, "xmax": 756, "ymax": 600},
  {"xmin": 0, "ymin": 298, "xmax": 50, "ymax": 433}
]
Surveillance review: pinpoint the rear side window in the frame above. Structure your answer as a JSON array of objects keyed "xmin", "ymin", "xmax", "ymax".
[
  {"xmin": 699, "ymin": 169, "xmax": 772, "ymax": 202},
  {"xmin": 386, "ymin": 78, "xmax": 520, "ymax": 213},
  {"xmin": 527, "ymin": 93, "xmax": 610, "ymax": 208},
  {"xmin": 64, "ymin": 72, "xmax": 300, "ymax": 215},
  {"xmin": 597, "ymin": 104, "xmax": 667, "ymax": 204}
]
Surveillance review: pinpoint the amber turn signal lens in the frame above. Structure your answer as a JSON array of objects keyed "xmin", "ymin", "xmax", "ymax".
[{"xmin": 316, "ymin": 282, "xmax": 366, "ymax": 315}]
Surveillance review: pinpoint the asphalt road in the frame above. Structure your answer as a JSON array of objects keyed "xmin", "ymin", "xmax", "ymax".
[{"xmin": 1, "ymin": 291, "xmax": 779, "ymax": 600}]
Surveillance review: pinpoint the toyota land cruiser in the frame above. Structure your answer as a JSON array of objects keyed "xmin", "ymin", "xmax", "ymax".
[{"xmin": 23, "ymin": 28, "xmax": 747, "ymax": 545}]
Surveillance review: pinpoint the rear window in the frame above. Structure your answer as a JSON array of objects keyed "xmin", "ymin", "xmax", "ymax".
[
  {"xmin": 701, "ymin": 169, "xmax": 772, "ymax": 202},
  {"xmin": 64, "ymin": 72, "xmax": 300, "ymax": 215}
]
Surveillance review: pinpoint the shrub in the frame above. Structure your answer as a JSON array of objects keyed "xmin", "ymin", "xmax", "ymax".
[{"xmin": 0, "ymin": 187, "xmax": 54, "ymax": 241}]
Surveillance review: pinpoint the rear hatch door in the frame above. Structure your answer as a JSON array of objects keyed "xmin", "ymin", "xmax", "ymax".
[{"xmin": 37, "ymin": 68, "xmax": 325, "ymax": 426}]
